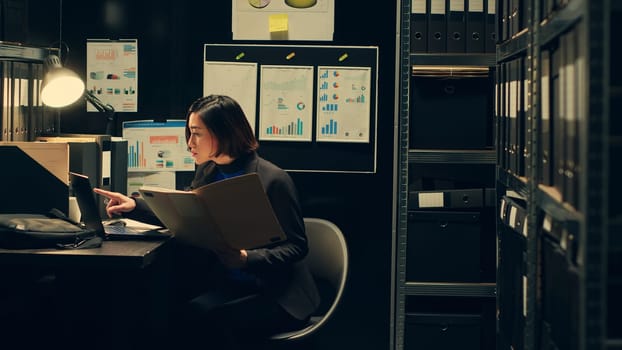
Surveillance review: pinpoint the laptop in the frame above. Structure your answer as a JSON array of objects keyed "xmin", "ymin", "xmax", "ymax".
[{"xmin": 69, "ymin": 172, "xmax": 170, "ymax": 240}]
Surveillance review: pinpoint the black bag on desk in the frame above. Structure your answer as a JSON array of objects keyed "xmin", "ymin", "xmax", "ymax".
[{"xmin": 0, "ymin": 209, "xmax": 102, "ymax": 249}]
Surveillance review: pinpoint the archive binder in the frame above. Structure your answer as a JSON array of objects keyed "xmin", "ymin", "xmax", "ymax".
[
  {"xmin": 12, "ymin": 62, "xmax": 25, "ymax": 142},
  {"xmin": 1, "ymin": 62, "xmax": 10, "ymax": 141},
  {"xmin": 29, "ymin": 63, "xmax": 44, "ymax": 140},
  {"xmin": 541, "ymin": 236, "xmax": 580, "ymax": 350},
  {"xmin": 447, "ymin": 0, "xmax": 466, "ymax": 53},
  {"xmin": 1, "ymin": 60, "xmax": 45, "ymax": 142},
  {"xmin": 497, "ymin": 219, "xmax": 526, "ymax": 350},
  {"xmin": 408, "ymin": 188, "xmax": 489, "ymax": 210},
  {"xmin": 428, "ymin": 0, "xmax": 447, "ymax": 52},
  {"xmin": 563, "ymin": 29, "xmax": 578, "ymax": 208},
  {"xmin": 466, "ymin": 0, "xmax": 485, "ymax": 53},
  {"xmin": 551, "ymin": 40, "xmax": 566, "ymax": 198},
  {"xmin": 504, "ymin": 61, "xmax": 511, "ymax": 171},
  {"xmin": 540, "ymin": 49, "xmax": 553, "ymax": 185},
  {"xmin": 498, "ymin": 62, "xmax": 507, "ymax": 170},
  {"xmin": 411, "ymin": 0, "xmax": 428, "ymax": 52},
  {"xmin": 485, "ymin": 0, "xmax": 496, "ymax": 52},
  {"xmin": 572, "ymin": 22, "xmax": 586, "ymax": 211},
  {"xmin": 524, "ymin": 58, "xmax": 530, "ymax": 177},
  {"xmin": 508, "ymin": 59, "xmax": 518, "ymax": 174},
  {"xmin": 517, "ymin": 56, "xmax": 527, "ymax": 176}
]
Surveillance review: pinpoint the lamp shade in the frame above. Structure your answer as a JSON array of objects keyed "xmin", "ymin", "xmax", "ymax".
[{"xmin": 40, "ymin": 55, "xmax": 85, "ymax": 108}]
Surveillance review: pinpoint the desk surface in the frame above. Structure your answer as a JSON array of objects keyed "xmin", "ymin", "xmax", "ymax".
[{"xmin": 0, "ymin": 238, "xmax": 171, "ymax": 269}]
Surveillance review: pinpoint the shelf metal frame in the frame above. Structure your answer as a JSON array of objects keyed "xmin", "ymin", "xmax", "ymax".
[
  {"xmin": 410, "ymin": 53, "xmax": 496, "ymax": 67},
  {"xmin": 0, "ymin": 42, "xmax": 49, "ymax": 62},
  {"xmin": 404, "ymin": 282, "xmax": 496, "ymax": 298},
  {"xmin": 393, "ymin": 1, "xmax": 411, "ymax": 350},
  {"xmin": 409, "ymin": 149, "xmax": 496, "ymax": 164},
  {"xmin": 396, "ymin": 2, "xmax": 499, "ymax": 350}
]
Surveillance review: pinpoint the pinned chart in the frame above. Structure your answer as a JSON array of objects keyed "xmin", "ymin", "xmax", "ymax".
[
  {"xmin": 316, "ymin": 66, "xmax": 371, "ymax": 142},
  {"xmin": 86, "ymin": 39, "xmax": 138, "ymax": 112},
  {"xmin": 203, "ymin": 61, "xmax": 258, "ymax": 132},
  {"xmin": 259, "ymin": 65, "xmax": 314, "ymax": 141}
]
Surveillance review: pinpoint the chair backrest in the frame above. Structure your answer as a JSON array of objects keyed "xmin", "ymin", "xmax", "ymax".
[{"xmin": 269, "ymin": 217, "xmax": 349, "ymax": 341}]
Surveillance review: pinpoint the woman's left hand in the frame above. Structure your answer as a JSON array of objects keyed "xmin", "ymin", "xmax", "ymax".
[{"xmin": 215, "ymin": 248, "xmax": 248, "ymax": 268}]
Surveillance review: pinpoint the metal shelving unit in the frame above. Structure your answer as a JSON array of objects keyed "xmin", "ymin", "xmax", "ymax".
[
  {"xmin": 395, "ymin": 2, "xmax": 498, "ymax": 350},
  {"xmin": 495, "ymin": 1, "xmax": 614, "ymax": 349},
  {"xmin": 397, "ymin": 1, "xmax": 615, "ymax": 349}
]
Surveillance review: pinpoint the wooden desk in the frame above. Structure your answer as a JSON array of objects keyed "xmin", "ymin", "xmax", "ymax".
[
  {"xmin": 0, "ymin": 238, "xmax": 173, "ymax": 350},
  {"xmin": 0, "ymin": 238, "xmax": 171, "ymax": 269}
]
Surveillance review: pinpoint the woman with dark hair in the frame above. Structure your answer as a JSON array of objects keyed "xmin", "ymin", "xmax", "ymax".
[{"xmin": 94, "ymin": 95, "xmax": 320, "ymax": 349}]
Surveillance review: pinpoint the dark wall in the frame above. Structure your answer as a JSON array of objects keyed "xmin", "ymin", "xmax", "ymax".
[{"xmin": 26, "ymin": 1, "xmax": 398, "ymax": 349}]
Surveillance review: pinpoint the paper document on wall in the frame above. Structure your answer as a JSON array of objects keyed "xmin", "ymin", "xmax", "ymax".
[
  {"xmin": 86, "ymin": 39, "xmax": 138, "ymax": 112},
  {"xmin": 259, "ymin": 65, "xmax": 314, "ymax": 142},
  {"xmin": 232, "ymin": 0, "xmax": 334, "ymax": 40},
  {"xmin": 316, "ymin": 66, "xmax": 372, "ymax": 143},
  {"xmin": 203, "ymin": 61, "xmax": 258, "ymax": 132}
]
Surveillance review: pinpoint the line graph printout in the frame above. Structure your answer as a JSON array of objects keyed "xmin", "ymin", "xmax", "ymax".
[
  {"xmin": 316, "ymin": 66, "xmax": 371, "ymax": 143},
  {"xmin": 259, "ymin": 65, "xmax": 314, "ymax": 141},
  {"xmin": 203, "ymin": 61, "xmax": 258, "ymax": 132}
]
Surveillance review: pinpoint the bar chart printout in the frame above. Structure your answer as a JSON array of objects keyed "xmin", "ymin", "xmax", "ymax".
[
  {"xmin": 259, "ymin": 65, "xmax": 314, "ymax": 141},
  {"xmin": 122, "ymin": 120, "xmax": 195, "ymax": 172},
  {"xmin": 316, "ymin": 66, "xmax": 371, "ymax": 143}
]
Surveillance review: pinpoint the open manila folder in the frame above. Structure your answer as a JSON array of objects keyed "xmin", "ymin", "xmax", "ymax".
[{"xmin": 138, "ymin": 173, "xmax": 286, "ymax": 251}]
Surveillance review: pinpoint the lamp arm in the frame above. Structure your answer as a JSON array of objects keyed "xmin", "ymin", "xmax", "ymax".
[
  {"xmin": 85, "ymin": 90, "xmax": 115, "ymax": 118},
  {"xmin": 85, "ymin": 90, "xmax": 117, "ymax": 135}
]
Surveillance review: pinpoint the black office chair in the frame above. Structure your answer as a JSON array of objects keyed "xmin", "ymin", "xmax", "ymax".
[{"xmin": 266, "ymin": 217, "xmax": 349, "ymax": 345}]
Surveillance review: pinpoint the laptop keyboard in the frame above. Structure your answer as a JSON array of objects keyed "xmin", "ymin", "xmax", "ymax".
[{"xmin": 104, "ymin": 225, "xmax": 146, "ymax": 235}]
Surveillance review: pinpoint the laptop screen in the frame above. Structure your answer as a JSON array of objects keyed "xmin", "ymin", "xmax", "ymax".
[
  {"xmin": 69, "ymin": 172, "xmax": 107, "ymax": 238},
  {"xmin": 69, "ymin": 172, "xmax": 169, "ymax": 240}
]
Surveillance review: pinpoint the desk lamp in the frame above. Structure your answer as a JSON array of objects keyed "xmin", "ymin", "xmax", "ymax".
[{"xmin": 41, "ymin": 54, "xmax": 117, "ymax": 135}]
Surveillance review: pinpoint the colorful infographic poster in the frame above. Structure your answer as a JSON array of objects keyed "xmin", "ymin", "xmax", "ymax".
[
  {"xmin": 86, "ymin": 39, "xmax": 138, "ymax": 112},
  {"xmin": 316, "ymin": 66, "xmax": 371, "ymax": 143},
  {"xmin": 259, "ymin": 65, "xmax": 314, "ymax": 142}
]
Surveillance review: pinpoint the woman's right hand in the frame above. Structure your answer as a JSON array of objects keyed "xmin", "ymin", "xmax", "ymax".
[{"xmin": 93, "ymin": 188, "xmax": 136, "ymax": 218}]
